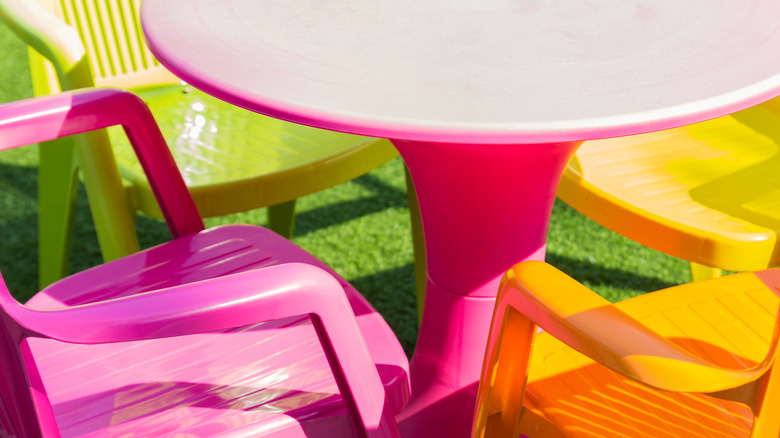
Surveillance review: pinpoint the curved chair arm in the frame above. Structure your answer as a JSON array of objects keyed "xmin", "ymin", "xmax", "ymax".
[
  {"xmin": 0, "ymin": 88, "xmax": 204, "ymax": 237},
  {"xmin": 12, "ymin": 263, "xmax": 351, "ymax": 343},
  {"xmin": 2, "ymin": 263, "xmax": 399, "ymax": 438},
  {"xmin": 495, "ymin": 261, "xmax": 779, "ymax": 394},
  {"xmin": 0, "ymin": 0, "xmax": 85, "ymax": 75},
  {"xmin": 474, "ymin": 261, "xmax": 780, "ymax": 437}
]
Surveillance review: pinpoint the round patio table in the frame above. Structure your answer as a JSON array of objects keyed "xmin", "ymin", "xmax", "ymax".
[{"xmin": 141, "ymin": 0, "xmax": 780, "ymax": 436}]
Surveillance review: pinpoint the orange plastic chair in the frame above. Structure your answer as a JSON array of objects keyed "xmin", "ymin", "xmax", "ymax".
[
  {"xmin": 557, "ymin": 97, "xmax": 780, "ymax": 281},
  {"xmin": 0, "ymin": 0, "xmax": 416, "ymax": 289},
  {"xmin": 0, "ymin": 87, "xmax": 408, "ymax": 437},
  {"xmin": 473, "ymin": 261, "xmax": 780, "ymax": 438}
]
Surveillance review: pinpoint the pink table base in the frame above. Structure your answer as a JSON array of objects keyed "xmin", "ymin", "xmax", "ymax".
[{"xmin": 392, "ymin": 139, "xmax": 581, "ymax": 435}]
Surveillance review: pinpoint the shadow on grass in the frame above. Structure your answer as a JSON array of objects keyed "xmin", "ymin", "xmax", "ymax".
[
  {"xmin": 294, "ymin": 172, "xmax": 408, "ymax": 237},
  {"xmin": 348, "ymin": 263, "xmax": 418, "ymax": 357},
  {"xmin": 350, "ymin": 169, "xmax": 409, "ymax": 201},
  {"xmin": 344, "ymin": 253, "xmax": 680, "ymax": 356},
  {"xmin": 545, "ymin": 251, "xmax": 680, "ymax": 298},
  {"xmin": 0, "ymin": 159, "xmax": 173, "ymax": 302},
  {"xmin": 0, "ymin": 161, "xmax": 40, "ymax": 302},
  {"xmin": 0, "ymin": 160, "xmax": 408, "ymax": 302}
]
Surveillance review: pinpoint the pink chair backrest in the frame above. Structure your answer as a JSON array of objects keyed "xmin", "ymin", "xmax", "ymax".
[
  {"xmin": 0, "ymin": 89, "xmax": 402, "ymax": 438},
  {"xmin": 0, "ymin": 88, "xmax": 204, "ymax": 435},
  {"xmin": 0, "ymin": 88, "xmax": 203, "ymax": 236}
]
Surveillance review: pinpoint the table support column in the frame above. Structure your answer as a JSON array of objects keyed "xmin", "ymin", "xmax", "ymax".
[{"xmin": 392, "ymin": 139, "xmax": 581, "ymax": 437}]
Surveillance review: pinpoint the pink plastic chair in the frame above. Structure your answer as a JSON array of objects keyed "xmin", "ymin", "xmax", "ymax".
[{"xmin": 0, "ymin": 88, "xmax": 408, "ymax": 437}]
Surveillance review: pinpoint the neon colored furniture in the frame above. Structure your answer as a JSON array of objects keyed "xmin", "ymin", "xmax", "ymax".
[
  {"xmin": 139, "ymin": 1, "xmax": 780, "ymax": 436},
  {"xmin": 0, "ymin": 87, "xmax": 408, "ymax": 437},
  {"xmin": 473, "ymin": 261, "xmax": 780, "ymax": 438},
  {"xmin": 558, "ymin": 97, "xmax": 780, "ymax": 281},
  {"xmin": 0, "ymin": 0, "xmax": 406, "ymax": 288}
]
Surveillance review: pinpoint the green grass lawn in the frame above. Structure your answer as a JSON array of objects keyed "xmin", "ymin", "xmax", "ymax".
[{"xmin": 0, "ymin": 22, "xmax": 690, "ymax": 356}]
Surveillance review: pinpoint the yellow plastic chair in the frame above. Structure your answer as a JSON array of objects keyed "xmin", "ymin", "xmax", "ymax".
[
  {"xmin": 473, "ymin": 261, "xmax": 780, "ymax": 438},
  {"xmin": 0, "ymin": 0, "xmax": 417, "ymax": 289},
  {"xmin": 557, "ymin": 97, "xmax": 780, "ymax": 281}
]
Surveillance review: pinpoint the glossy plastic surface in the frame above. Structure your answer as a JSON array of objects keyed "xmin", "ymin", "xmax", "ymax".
[
  {"xmin": 558, "ymin": 96, "xmax": 780, "ymax": 279},
  {"xmin": 0, "ymin": 0, "xmax": 404, "ymax": 288},
  {"xmin": 392, "ymin": 139, "xmax": 581, "ymax": 437},
  {"xmin": 117, "ymin": 84, "xmax": 398, "ymax": 218},
  {"xmin": 0, "ymin": 88, "xmax": 408, "ymax": 437},
  {"xmin": 474, "ymin": 261, "xmax": 780, "ymax": 437},
  {"xmin": 139, "ymin": 1, "xmax": 780, "ymax": 436},
  {"xmin": 141, "ymin": 0, "xmax": 780, "ymax": 144}
]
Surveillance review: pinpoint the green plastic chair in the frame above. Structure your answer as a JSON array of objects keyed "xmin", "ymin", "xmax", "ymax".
[{"xmin": 0, "ymin": 0, "xmax": 423, "ymax": 291}]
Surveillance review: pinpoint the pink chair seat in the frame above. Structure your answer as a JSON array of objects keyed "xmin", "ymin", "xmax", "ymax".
[
  {"xmin": 0, "ymin": 89, "xmax": 405, "ymax": 437},
  {"xmin": 25, "ymin": 224, "xmax": 409, "ymax": 436}
]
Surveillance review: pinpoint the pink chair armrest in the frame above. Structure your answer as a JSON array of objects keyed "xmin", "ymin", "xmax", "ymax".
[
  {"xmin": 0, "ymin": 88, "xmax": 203, "ymax": 237},
  {"xmin": 5, "ymin": 262, "xmax": 399, "ymax": 437},
  {"xmin": 14, "ymin": 263, "xmax": 349, "ymax": 343}
]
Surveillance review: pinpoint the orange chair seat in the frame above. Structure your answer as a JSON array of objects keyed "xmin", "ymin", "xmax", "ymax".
[{"xmin": 521, "ymin": 274, "xmax": 777, "ymax": 437}]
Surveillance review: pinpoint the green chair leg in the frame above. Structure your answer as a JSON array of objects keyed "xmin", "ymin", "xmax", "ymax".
[
  {"xmin": 39, "ymin": 128, "xmax": 139, "ymax": 287},
  {"xmin": 33, "ymin": 52, "xmax": 138, "ymax": 285},
  {"xmin": 267, "ymin": 199, "xmax": 297, "ymax": 239},
  {"xmin": 690, "ymin": 262, "xmax": 722, "ymax": 282},
  {"xmin": 38, "ymin": 138, "xmax": 79, "ymax": 289},
  {"xmin": 74, "ymin": 129, "xmax": 140, "ymax": 262},
  {"xmin": 405, "ymin": 165, "xmax": 426, "ymax": 326}
]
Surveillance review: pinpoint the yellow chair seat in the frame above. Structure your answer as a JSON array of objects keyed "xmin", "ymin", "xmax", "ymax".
[{"xmin": 557, "ymin": 97, "xmax": 780, "ymax": 277}]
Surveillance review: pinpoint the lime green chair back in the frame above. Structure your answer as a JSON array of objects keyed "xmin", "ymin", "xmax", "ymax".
[
  {"xmin": 33, "ymin": 0, "xmax": 171, "ymax": 88},
  {"xmin": 2, "ymin": 0, "xmax": 422, "ymax": 292}
]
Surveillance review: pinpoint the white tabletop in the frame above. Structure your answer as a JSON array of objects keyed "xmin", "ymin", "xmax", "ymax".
[{"xmin": 142, "ymin": 0, "xmax": 780, "ymax": 144}]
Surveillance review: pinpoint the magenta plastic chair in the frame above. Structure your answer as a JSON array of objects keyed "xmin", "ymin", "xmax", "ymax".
[{"xmin": 0, "ymin": 88, "xmax": 408, "ymax": 437}]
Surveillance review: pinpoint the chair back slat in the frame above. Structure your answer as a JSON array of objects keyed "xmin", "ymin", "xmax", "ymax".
[{"xmin": 40, "ymin": 0, "xmax": 173, "ymax": 88}]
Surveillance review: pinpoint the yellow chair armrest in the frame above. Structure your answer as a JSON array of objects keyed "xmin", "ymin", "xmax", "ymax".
[{"xmin": 500, "ymin": 261, "xmax": 778, "ymax": 394}]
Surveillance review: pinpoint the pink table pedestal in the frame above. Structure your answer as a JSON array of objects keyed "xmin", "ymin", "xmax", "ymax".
[
  {"xmin": 391, "ymin": 140, "xmax": 580, "ymax": 435},
  {"xmin": 140, "ymin": 0, "xmax": 780, "ymax": 435}
]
